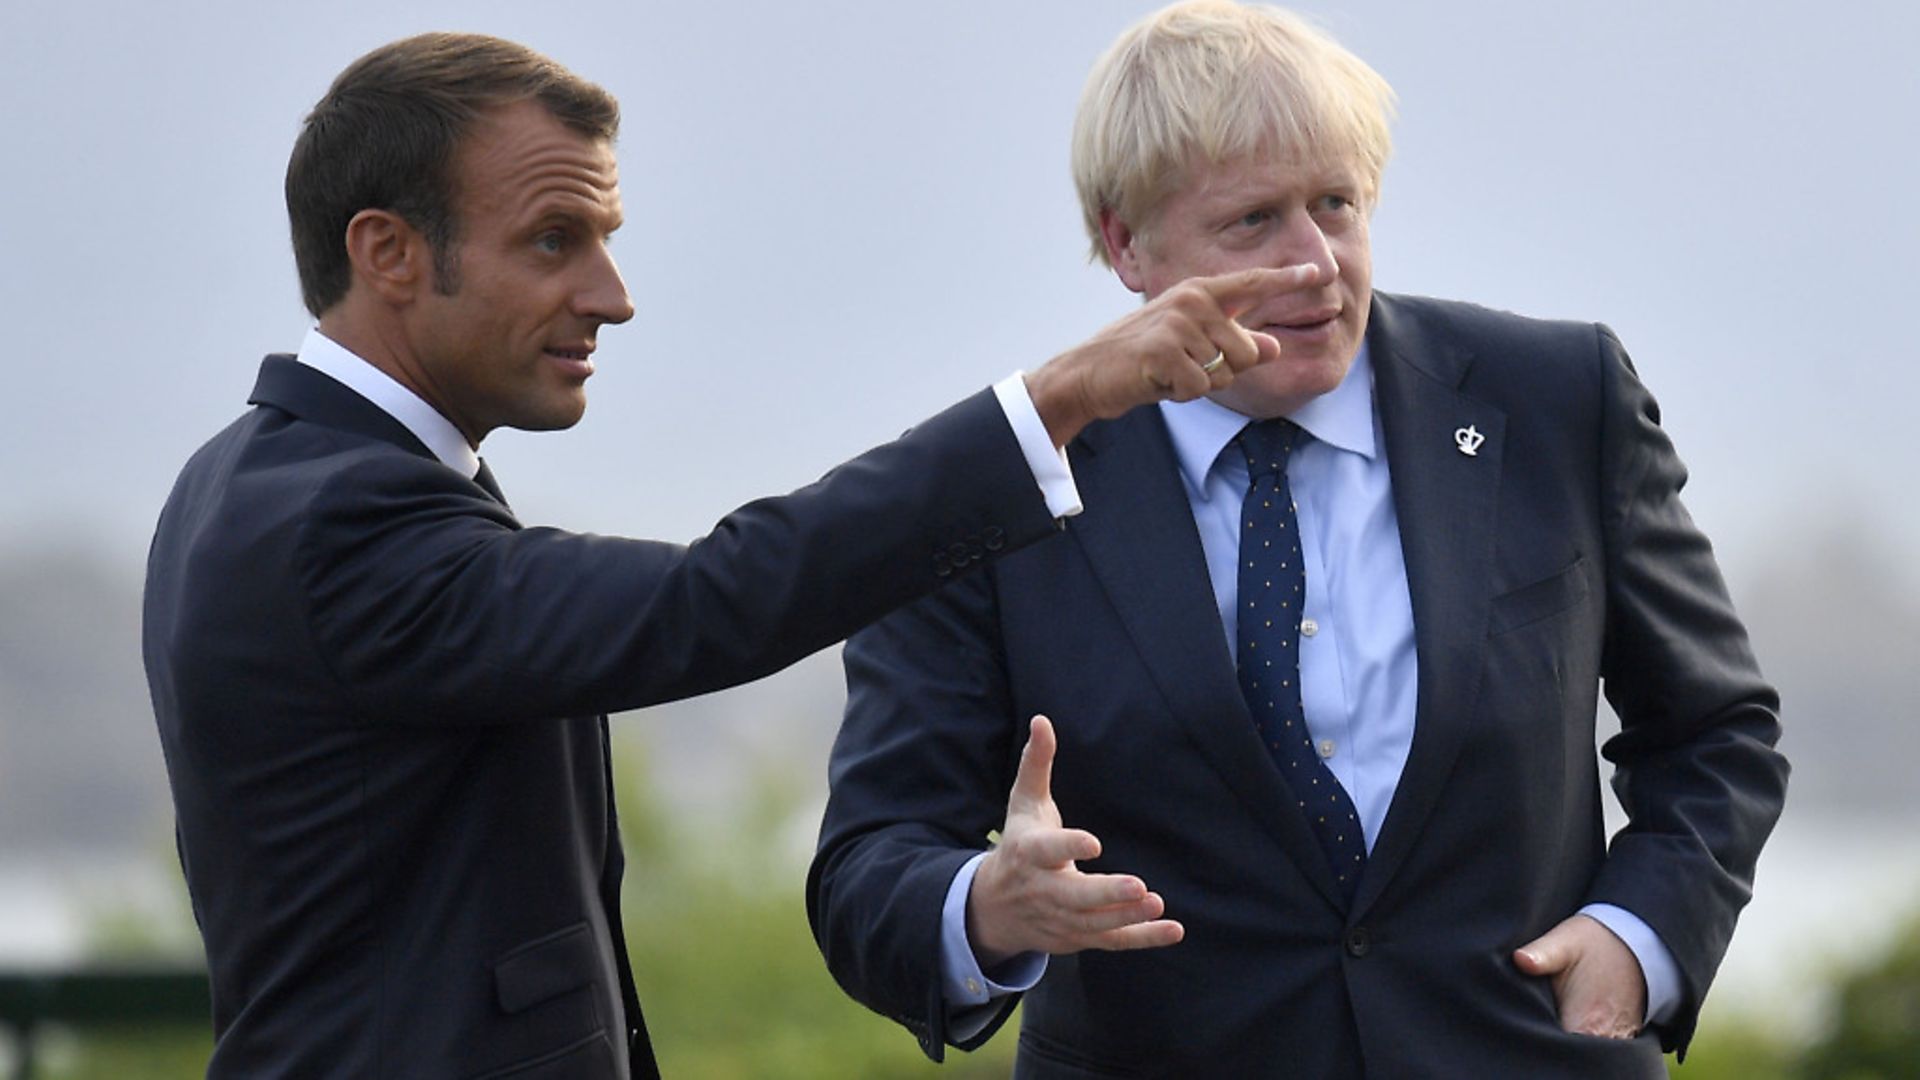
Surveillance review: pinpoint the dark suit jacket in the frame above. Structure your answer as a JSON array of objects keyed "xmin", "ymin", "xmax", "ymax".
[
  {"xmin": 143, "ymin": 355, "xmax": 1057, "ymax": 1078},
  {"xmin": 809, "ymin": 294, "xmax": 1788, "ymax": 1078}
]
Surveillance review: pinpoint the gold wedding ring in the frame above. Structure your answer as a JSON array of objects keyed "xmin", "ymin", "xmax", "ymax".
[{"xmin": 1201, "ymin": 352, "xmax": 1227, "ymax": 375}]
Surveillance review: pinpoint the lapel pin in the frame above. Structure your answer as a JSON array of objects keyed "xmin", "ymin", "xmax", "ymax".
[{"xmin": 1453, "ymin": 424, "xmax": 1484, "ymax": 457}]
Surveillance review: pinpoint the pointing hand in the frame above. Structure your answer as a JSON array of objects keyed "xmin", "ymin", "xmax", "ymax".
[
  {"xmin": 1023, "ymin": 263, "xmax": 1326, "ymax": 446},
  {"xmin": 965, "ymin": 715, "xmax": 1185, "ymax": 968}
]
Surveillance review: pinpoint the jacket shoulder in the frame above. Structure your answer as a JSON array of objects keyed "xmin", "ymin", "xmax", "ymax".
[{"xmin": 1376, "ymin": 291, "xmax": 1607, "ymax": 358}]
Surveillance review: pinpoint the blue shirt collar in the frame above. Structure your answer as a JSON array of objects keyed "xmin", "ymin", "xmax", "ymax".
[{"xmin": 1158, "ymin": 341, "xmax": 1378, "ymax": 499}]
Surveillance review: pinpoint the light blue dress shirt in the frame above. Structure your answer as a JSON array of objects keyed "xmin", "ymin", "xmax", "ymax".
[{"xmin": 939, "ymin": 343, "xmax": 1680, "ymax": 1032}]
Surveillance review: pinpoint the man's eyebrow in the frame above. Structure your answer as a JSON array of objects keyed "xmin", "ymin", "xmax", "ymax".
[{"xmin": 523, "ymin": 201, "xmax": 622, "ymax": 233}]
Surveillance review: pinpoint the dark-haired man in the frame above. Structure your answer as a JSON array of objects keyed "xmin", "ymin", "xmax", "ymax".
[{"xmin": 143, "ymin": 31, "xmax": 1319, "ymax": 1079}]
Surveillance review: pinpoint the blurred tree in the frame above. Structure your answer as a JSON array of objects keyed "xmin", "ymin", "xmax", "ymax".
[
  {"xmin": 612, "ymin": 731, "xmax": 1017, "ymax": 1078},
  {"xmin": 80, "ymin": 727, "xmax": 1920, "ymax": 1079},
  {"xmin": 1668, "ymin": 1019, "xmax": 1795, "ymax": 1080},
  {"xmin": 1797, "ymin": 908, "xmax": 1920, "ymax": 1079},
  {"xmin": 32, "ymin": 1024, "xmax": 211, "ymax": 1079}
]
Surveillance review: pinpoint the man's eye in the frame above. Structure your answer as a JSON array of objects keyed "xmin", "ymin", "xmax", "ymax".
[
  {"xmin": 536, "ymin": 231, "xmax": 567, "ymax": 253},
  {"xmin": 1315, "ymin": 195, "xmax": 1353, "ymax": 213},
  {"xmin": 1237, "ymin": 210, "xmax": 1271, "ymax": 228}
]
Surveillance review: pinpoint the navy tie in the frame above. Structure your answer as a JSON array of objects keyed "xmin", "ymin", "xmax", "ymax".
[
  {"xmin": 474, "ymin": 458, "xmax": 507, "ymax": 506},
  {"xmin": 1234, "ymin": 419, "xmax": 1367, "ymax": 904}
]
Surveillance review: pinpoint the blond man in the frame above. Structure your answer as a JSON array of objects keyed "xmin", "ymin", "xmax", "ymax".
[{"xmin": 811, "ymin": 4, "xmax": 1785, "ymax": 1075}]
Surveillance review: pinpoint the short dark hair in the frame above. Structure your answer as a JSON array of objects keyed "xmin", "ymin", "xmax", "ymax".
[{"xmin": 285, "ymin": 32, "xmax": 620, "ymax": 317}]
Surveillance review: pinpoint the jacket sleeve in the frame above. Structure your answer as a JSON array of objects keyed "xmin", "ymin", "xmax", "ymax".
[
  {"xmin": 807, "ymin": 559, "xmax": 1026, "ymax": 1061},
  {"xmin": 296, "ymin": 388, "xmax": 1059, "ymax": 723},
  {"xmin": 1583, "ymin": 324, "xmax": 1790, "ymax": 1054}
]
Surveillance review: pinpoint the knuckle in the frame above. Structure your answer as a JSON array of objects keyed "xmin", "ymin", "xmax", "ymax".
[{"xmin": 1165, "ymin": 282, "xmax": 1211, "ymax": 317}]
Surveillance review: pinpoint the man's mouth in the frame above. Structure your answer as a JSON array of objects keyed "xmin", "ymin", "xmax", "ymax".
[
  {"xmin": 1264, "ymin": 308, "xmax": 1340, "ymax": 335},
  {"xmin": 543, "ymin": 345, "xmax": 596, "ymax": 377}
]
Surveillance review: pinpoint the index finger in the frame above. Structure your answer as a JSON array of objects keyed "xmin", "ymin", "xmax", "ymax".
[{"xmin": 1197, "ymin": 263, "xmax": 1326, "ymax": 318}]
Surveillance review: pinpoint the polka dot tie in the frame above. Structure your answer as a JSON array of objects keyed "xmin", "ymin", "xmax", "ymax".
[{"xmin": 1234, "ymin": 419, "xmax": 1367, "ymax": 905}]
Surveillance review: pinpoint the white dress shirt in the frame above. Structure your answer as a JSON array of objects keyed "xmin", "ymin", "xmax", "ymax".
[{"xmin": 293, "ymin": 327, "xmax": 481, "ymax": 478}]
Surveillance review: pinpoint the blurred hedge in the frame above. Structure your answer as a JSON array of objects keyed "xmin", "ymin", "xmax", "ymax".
[
  {"xmin": 38, "ymin": 733, "xmax": 1914, "ymax": 1078},
  {"xmin": 610, "ymin": 735, "xmax": 1016, "ymax": 1079}
]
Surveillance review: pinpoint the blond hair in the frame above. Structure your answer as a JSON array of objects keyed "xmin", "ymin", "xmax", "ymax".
[{"xmin": 1071, "ymin": 1, "xmax": 1396, "ymax": 265}]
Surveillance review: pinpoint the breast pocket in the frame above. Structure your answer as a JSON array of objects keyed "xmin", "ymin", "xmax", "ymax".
[{"xmin": 1488, "ymin": 556, "xmax": 1590, "ymax": 637}]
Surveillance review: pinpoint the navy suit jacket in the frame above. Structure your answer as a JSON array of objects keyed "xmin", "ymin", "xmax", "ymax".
[
  {"xmin": 143, "ymin": 356, "xmax": 1057, "ymax": 1078},
  {"xmin": 809, "ymin": 293, "xmax": 1787, "ymax": 1078}
]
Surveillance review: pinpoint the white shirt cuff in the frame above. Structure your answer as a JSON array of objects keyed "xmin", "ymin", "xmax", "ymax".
[
  {"xmin": 992, "ymin": 373, "xmax": 1083, "ymax": 519},
  {"xmin": 1579, "ymin": 902, "xmax": 1682, "ymax": 1025},
  {"xmin": 940, "ymin": 851, "xmax": 1048, "ymax": 1015}
]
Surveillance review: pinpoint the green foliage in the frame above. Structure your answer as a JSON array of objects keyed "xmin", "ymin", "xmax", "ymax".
[
  {"xmin": 1797, "ymin": 913, "xmax": 1920, "ymax": 1079},
  {"xmin": 1668, "ymin": 1019, "xmax": 1796, "ymax": 1080},
  {"xmin": 26, "ymin": 1024, "xmax": 212, "ymax": 1080},
  {"xmin": 65, "ymin": 734, "xmax": 1920, "ymax": 1078},
  {"xmin": 611, "ymin": 736, "xmax": 1017, "ymax": 1079},
  {"xmin": 40, "ymin": 731, "xmax": 1022, "ymax": 1079},
  {"xmin": 1669, "ymin": 907, "xmax": 1920, "ymax": 1079},
  {"xmin": 623, "ymin": 870, "xmax": 1014, "ymax": 1079}
]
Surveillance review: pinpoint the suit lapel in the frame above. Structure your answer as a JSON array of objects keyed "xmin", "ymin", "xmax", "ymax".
[
  {"xmin": 1069, "ymin": 408, "xmax": 1346, "ymax": 910},
  {"xmin": 1353, "ymin": 295, "xmax": 1506, "ymax": 916}
]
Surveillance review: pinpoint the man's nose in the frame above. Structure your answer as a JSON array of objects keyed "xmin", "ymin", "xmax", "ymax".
[
  {"xmin": 577, "ymin": 245, "xmax": 636, "ymax": 326},
  {"xmin": 1276, "ymin": 213, "xmax": 1339, "ymax": 281}
]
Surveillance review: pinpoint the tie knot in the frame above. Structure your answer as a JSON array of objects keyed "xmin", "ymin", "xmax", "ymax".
[{"xmin": 1236, "ymin": 418, "xmax": 1301, "ymax": 481}]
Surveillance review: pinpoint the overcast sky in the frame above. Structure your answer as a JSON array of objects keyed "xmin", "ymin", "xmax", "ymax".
[{"xmin": 2, "ymin": 0, "xmax": 1915, "ymax": 588}]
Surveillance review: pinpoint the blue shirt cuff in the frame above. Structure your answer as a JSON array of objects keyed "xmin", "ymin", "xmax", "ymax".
[
  {"xmin": 1579, "ymin": 902, "xmax": 1682, "ymax": 1025},
  {"xmin": 940, "ymin": 851, "xmax": 1048, "ymax": 1021},
  {"xmin": 993, "ymin": 373, "xmax": 1083, "ymax": 519}
]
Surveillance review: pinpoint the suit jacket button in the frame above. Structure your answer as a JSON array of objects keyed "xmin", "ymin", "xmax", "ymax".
[
  {"xmin": 1345, "ymin": 927, "xmax": 1371, "ymax": 958},
  {"xmin": 933, "ymin": 552, "xmax": 952, "ymax": 577},
  {"xmin": 983, "ymin": 527, "xmax": 1005, "ymax": 551}
]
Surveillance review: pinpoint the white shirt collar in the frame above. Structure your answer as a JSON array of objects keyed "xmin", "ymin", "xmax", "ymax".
[
  {"xmin": 292, "ymin": 326, "xmax": 481, "ymax": 479},
  {"xmin": 1159, "ymin": 341, "xmax": 1379, "ymax": 499}
]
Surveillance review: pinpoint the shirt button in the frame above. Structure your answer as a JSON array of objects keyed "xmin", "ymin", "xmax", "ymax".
[
  {"xmin": 965, "ymin": 977, "xmax": 983, "ymax": 996},
  {"xmin": 1300, "ymin": 617, "xmax": 1319, "ymax": 637},
  {"xmin": 1317, "ymin": 739, "xmax": 1336, "ymax": 759}
]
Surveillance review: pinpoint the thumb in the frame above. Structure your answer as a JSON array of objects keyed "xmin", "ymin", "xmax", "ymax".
[
  {"xmin": 1513, "ymin": 924, "xmax": 1574, "ymax": 976},
  {"xmin": 1249, "ymin": 329, "xmax": 1281, "ymax": 366},
  {"xmin": 1008, "ymin": 714, "xmax": 1058, "ymax": 810}
]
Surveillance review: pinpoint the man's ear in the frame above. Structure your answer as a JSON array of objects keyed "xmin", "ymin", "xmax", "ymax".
[
  {"xmin": 342, "ymin": 209, "xmax": 428, "ymax": 304},
  {"xmin": 1097, "ymin": 207, "xmax": 1149, "ymax": 294}
]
